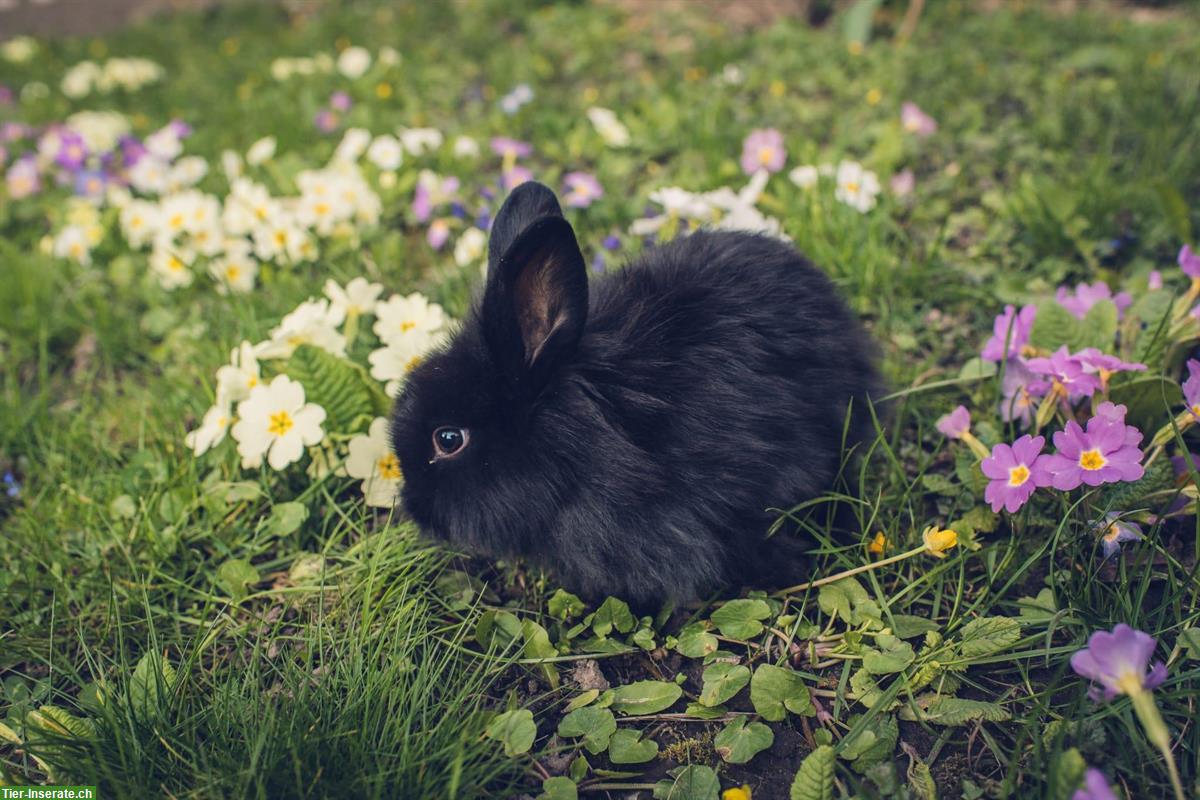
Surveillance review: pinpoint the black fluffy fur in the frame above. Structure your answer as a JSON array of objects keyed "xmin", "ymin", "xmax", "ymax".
[{"xmin": 390, "ymin": 182, "xmax": 882, "ymax": 605}]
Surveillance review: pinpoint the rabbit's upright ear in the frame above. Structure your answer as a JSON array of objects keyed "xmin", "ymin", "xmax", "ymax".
[
  {"xmin": 482, "ymin": 189, "xmax": 587, "ymax": 390},
  {"xmin": 487, "ymin": 181, "xmax": 565, "ymax": 270}
]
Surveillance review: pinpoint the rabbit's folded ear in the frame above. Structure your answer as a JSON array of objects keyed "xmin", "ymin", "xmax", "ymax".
[
  {"xmin": 488, "ymin": 181, "xmax": 565, "ymax": 271},
  {"xmin": 482, "ymin": 212, "xmax": 587, "ymax": 390}
]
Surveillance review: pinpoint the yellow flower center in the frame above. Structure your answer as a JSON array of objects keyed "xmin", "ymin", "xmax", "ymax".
[
  {"xmin": 274, "ymin": 230, "xmax": 288, "ymax": 246},
  {"xmin": 168, "ymin": 256, "xmax": 184, "ymax": 271},
  {"xmin": 69, "ymin": 243, "xmax": 84, "ymax": 257},
  {"xmin": 267, "ymin": 410, "xmax": 294, "ymax": 436},
  {"xmin": 845, "ymin": 181, "xmax": 860, "ymax": 193},
  {"xmin": 1191, "ymin": 404, "xmax": 1200, "ymax": 418},
  {"xmin": 247, "ymin": 375, "xmax": 258, "ymax": 388},
  {"xmin": 376, "ymin": 453, "xmax": 402, "ymax": 480},
  {"xmin": 225, "ymin": 265, "xmax": 241, "ymax": 280},
  {"xmin": 400, "ymin": 320, "xmax": 416, "ymax": 333},
  {"xmin": 757, "ymin": 146, "xmax": 775, "ymax": 165},
  {"xmin": 130, "ymin": 215, "xmax": 143, "ymax": 228},
  {"xmin": 404, "ymin": 356, "xmax": 422, "ymax": 373},
  {"xmin": 168, "ymin": 213, "xmax": 185, "ymax": 229},
  {"xmin": 1008, "ymin": 464, "xmax": 1030, "ymax": 487},
  {"xmin": 1079, "ymin": 449, "xmax": 1107, "ymax": 471},
  {"xmin": 314, "ymin": 202, "xmax": 330, "ymax": 216}
]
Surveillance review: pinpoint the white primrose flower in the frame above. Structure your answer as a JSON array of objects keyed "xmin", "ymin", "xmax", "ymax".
[
  {"xmin": 252, "ymin": 214, "xmax": 310, "ymax": 264},
  {"xmin": 324, "ymin": 277, "xmax": 384, "ymax": 323},
  {"xmin": 150, "ymin": 244, "xmax": 195, "ymax": 289},
  {"xmin": 257, "ymin": 299, "xmax": 347, "ymax": 359},
  {"xmin": 231, "ymin": 375, "xmax": 327, "ymax": 470},
  {"xmin": 333, "ymin": 128, "xmax": 372, "ymax": 163},
  {"xmin": 168, "ymin": 156, "xmax": 209, "ymax": 190},
  {"xmin": 452, "ymin": 135, "xmax": 480, "ymax": 159},
  {"xmin": 53, "ymin": 225, "xmax": 93, "ymax": 266},
  {"xmin": 215, "ymin": 341, "xmax": 261, "ymax": 404},
  {"xmin": 454, "ymin": 227, "xmax": 488, "ymax": 268},
  {"xmin": 246, "ymin": 136, "xmax": 277, "ymax": 166},
  {"xmin": 835, "ymin": 160, "xmax": 881, "ymax": 213},
  {"xmin": 397, "ymin": 127, "xmax": 443, "ymax": 156},
  {"xmin": 209, "ymin": 247, "xmax": 259, "ymax": 295},
  {"xmin": 120, "ymin": 200, "xmax": 161, "ymax": 249},
  {"xmin": 373, "ymin": 292, "xmax": 447, "ymax": 347},
  {"xmin": 65, "ymin": 110, "xmax": 130, "ymax": 153},
  {"xmin": 61, "ymin": 61, "xmax": 101, "ymax": 99},
  {"xmin": 586, "ymin": 106, "xmax": 631, "ymax": 148},
  {"xmin": 789, "ymin": 165, "xmax": 820, "ymax": 189},
  {"xmin": 366, "ymin": 135, "xmax": 404, "ymax": 171},
  {"xmin": 185, "ymin": 401, "xmax": 233, "ymax": 456},
  {"xmin": 336, "ymin": 46, "xmax": 372, "ymax": 79},
  {"xmin": 128, "ymin": 156, "xmax": 170, "ymax": 195},
  {"xmin": 145, "ymin": 126, "xmax": 183, "ymax": 161},
  {"xmin": 368, "ymin": 333, "xmax": 444, "ymax": 397},
  {"xmin": 220, "ymin": 149, "xmax": 243, "ymax": 181},
  {"xmin": 345, "ymin": 417, "xmax": 403, "ymax": 507}
]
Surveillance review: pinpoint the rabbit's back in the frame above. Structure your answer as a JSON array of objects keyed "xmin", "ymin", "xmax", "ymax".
[{"xmin": 555, "ymin": 231, "xmax": 879, "ymax": 599}]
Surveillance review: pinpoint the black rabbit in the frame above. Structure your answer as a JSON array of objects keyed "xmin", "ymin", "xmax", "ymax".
[{"xmin": 390, "ymin": 181, "xmax": 881, "ymax": 605}]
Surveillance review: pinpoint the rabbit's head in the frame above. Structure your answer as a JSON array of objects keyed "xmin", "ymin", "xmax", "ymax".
[{"xmin": 390, "ymin": 182, "xmax": 591, "ymax": 558}]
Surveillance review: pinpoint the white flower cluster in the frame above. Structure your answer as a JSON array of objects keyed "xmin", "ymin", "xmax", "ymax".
[
  {"xmin": 186, "ymin": 280, "xmax": 451, "ymax": 507},
  {"xmin": 789, "ymin": 160, "xmax": 882, "ymax": 213},
  {"xmin": 61, "ymin": 57, "xmax": 165, "ymax": 98},
  {"xmin": 64, "ymin": 110, "xmax": 131, "ymax": 153},
  {"xmin": 630, "ymin": 170, "xmax": 785, "ymax": 240},
  {"xmin": 269, "ymin": 44, "xmax": 398, "ymax": 82},
  {"xmin": 107, "ymin": 129, "xmax": 379, "ymax": 292},
  {"xmin": 48, "ymin": 200, "xmax": 105, "ymax": 267}
]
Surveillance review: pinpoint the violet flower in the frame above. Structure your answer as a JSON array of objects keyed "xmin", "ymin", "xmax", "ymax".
[
  {"xmin": 73, "ymin": 169, "xmax": 106, "ymax": 200},
  {"xmin": 999, "ymin": 358, "xmax": 1040, "ymax": 427},
  {"xmin": 563, "ymin": 171, "xmax": 603, "ymax": 208},
  {"xmin": 1043, "ymin": 411, "xmax": 1144, "ymax": 490},
  {"xmin": 490, "ymin": 136, "xmax": 532, "ymax": 159},
  {"xmin": 602, "ymin": 234, "xmax": 621, "ymax": 251},
  {"xmin": 502, "ymin": 165, "xmax": 533, "ymax": 191},
  {"xmin": 1025, "ymin": 347, "xmax": 1102, "ymax": 401},
  {"xmin": 890, "ymin": 168, "xmax": 915, "ymax": 196},
  {"xmin": 5, "ymin": 155, "xmax": 40, "ymax": 199},
  {"xmin": 1095, "ymin": 512, "xmax": 1142, "ymax": 559},
  {"xmin": 1179, "ymin": 245, "xmax": 1200, "ymax": 279},
  {"xmin": 1072, "ymin": 768, "xmax": 1119, "ymax": 800},
  {"xmin": 55, "ymin": 131, "xmax": 88, "ymax": 170},
  {"xmin": 1148, "ymin": 270, "xmax": 1163, "ymax": 290},
  {"xmin": 1070, "ymin": 623, "xmax": 1166, "ymax": 701},
  {"xmin": 1183, "ymin": 359, "xmax": 1200, "ymax": 420},
  {"xmin": 426, "ymin": 218, "xmax": 450, "ymax": 250},
  {"xmin": 739, "ymin": 128, "xmax": 786, "ymax": 176},
  {"xmin": 936, "ymin": 405, "xmax": 970, "ymax": 439},
  {"xmin": 982, "ymin": 434, "xmax": 1051, "ymax": 513},
  {"xmin": 1056, "ymin": 281, "xmax": 1132, "ymax": 320},
  {"xmin": 900, "ymin": 102, "xmax": 937, "ymax": 137},
  {"xmin": 981, "ymin": 304, "xmax": 1036, "ymax": 362},
  {"xmin": 412, "ymin": 182, "xmax": 432, "ymax": 222},
  {"xmin": 1076, "ymin": 349, "xmax": 1146, "ymax": 378},
  {"xmin": 330, "ymin": 91, "xmax": 353, "ymax": 112},
  {"xmin": 314, "ymin": 109, "xmax": 339, "ymax": 134}
]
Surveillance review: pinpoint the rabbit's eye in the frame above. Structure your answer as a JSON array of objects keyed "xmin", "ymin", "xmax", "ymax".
[{"xmin": 432, "ymin": 426, "xmax": 469, "ymax": 459}]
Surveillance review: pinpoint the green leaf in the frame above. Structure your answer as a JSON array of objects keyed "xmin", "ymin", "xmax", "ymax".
[
  {"xmin": 557, "ymin": 706, "xmax": 617, "ymax": 754},
  {"xmin": 714, "ymin": 717, "xmax": 774, "ymax": 764},
  {"xmin": 849, "ymin": 668, "xmax": 894, "ymax": 711},
  {"xmin": 818, "ymin": 577, "xmax": 881, "ymax": 627},
  {"xmin": 683, "ymin": 701, "xmax": 727, "ymax": 719},
  {"xmin": 215, "ymin": 558, "xmax": 259, "ymax": 601},
  {"xmin": 710, "ymin": 599, "xmax": 772, "ymax": 640},
  {"xmin": 523, "ymin": 619, "xmax": 560, "ymax": 689},
  {"xmin": 129, "ymin": 652, "xmax": 178, "ymax": 716},
  {"xmin": 608, "ymin": 728, "xmax": 659, "ymax": 764},
  {"xmin": 863, "ymin": 635, "xmax": 916, "ymax": 675},
  {"xmin": 537, "ymin": 776, "xmax": 578, "ymax": 800},
  {"xmin": 890, "ymin": 615, "xmax": 941, "ymax": 639},
  {"xmin": 898, "ymin": 695, "xmax": 1011, "ymax": 726},
  {"xmin": 1028, "ymin": 300, "xmax": 1117, "ymax": 354},
  {"xmin": 750, "ymin": 663, "xmax": 811, "ymax": 721},
  {"xmin": 631, "ymin": 627, "xmax": 656, "ymax": 651},
  {"xmin": 285, "ymin": 344, "xmax": 378, "ymax": 433},
  {"xmin": 840, "ymin": 713, "xmax": 898, "ymax": 773},
  {"xmin": 485, "ymin": 709, "xmax": 537, "ymax": 757},
  {"xmin": 592, "ymin": 597, "xmax": 636, "ymax": 637},
  {"xmin": 956, "ymin": 616, "xmax": 1021, "ymax": 659},
  {"xmin": 476, "ymin": 610, "xmax": 522, "ymax": 650},
  {"xmin": 1017, "ymin": 588, "xmax": 1058, "ymax": 624},
  {"xmin": 840, "ymin": 0, "xmax": 882, "ymax": 44},
  {"xmin": 565, "ymin": 690, "xmax": 599, "ymax": 712},
  {"xmin": 1155, "ymin": 181, "xmax": 1193, "ymax": 244},
  {"xmin": 1107, "ymin": 377, "xmax": 1183, "ymax": 436},
  {"xmin": 790, "ymin": 745, "xmax": 835, "ymax": 800},
  {"xmin": 672, "ymin": 622, "xmax": 718, "ymax": 658},
  {"xmin": 609, "ymin": 680, "xmax": 682, "ymax": 715},
  {"xmin": 920, "ymin": 473, "xmax": 958, "ymax": 496},
  {"xmin": 1048, "ymin": 747, "xmax": 1087, "ymax": 800},
  {"xmin": 957, "ymin": 357, "xmax": 998, "ymax": 382},
  {"xmin": 31, "ymin": 706, "xmax": 95, "ymax": 739},
  {"xmin": 903, "ymin": 743, "xmax": 937, "ymax": 800},
  {"xmin": 267, "ymin": 501, "xmax": 308, "ymax": 537},
  {"xmin": 699, "ymin": 662, "xmax": 750, "ymax": 707},
  {"xmin": 653, "ymin": 764, "xmax": 721, "ymax": 800},
  {"xmin": 548, "ymin": 589, "xmax": 586, "ymax": 621},
  {"xmin": 1178, "ymin": 628, "xmax": 1200, "ymax": 661}
]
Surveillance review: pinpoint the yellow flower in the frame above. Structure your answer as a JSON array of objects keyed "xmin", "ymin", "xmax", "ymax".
[
  {"xmin": 922, "ymin": 525, "xmax": 958, "ymax": 559},
  {"xmin": 723, "ymin": 786, "xmax": 752, "ymax": 800},
  {"xmin": 865, "ymin": 87, "xmax": 882, "ymax": 106},
  {"xmin": 769, "ymin": 79, "xmax": 786, "ymax": 98},
  {"xmin": 847, "ymin": 41, "xmax": 864, "ymax": 56},
  {"xmin": 867, "ymin": 532, "xmax": 888, "ymax": 555}
]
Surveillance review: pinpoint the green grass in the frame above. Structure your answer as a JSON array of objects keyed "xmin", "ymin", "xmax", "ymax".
[{"xmin": 2, "ymin": 1, "xmax": 1200, "ymax": 798}]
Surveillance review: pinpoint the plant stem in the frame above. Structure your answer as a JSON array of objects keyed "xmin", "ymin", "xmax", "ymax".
[
  {"xmin": 774, "ymin": 546, "xmax": 926, "ymax": 596},
  {"xmin": 1129, "ymin": 689, "xmax": 1186, "ymax": 800}
]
